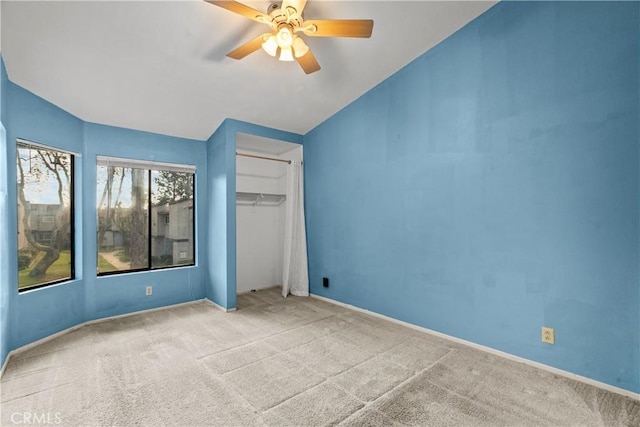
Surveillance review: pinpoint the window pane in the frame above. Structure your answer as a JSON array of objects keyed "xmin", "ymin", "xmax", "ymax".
[
  {"xmin": 17, "ymin": 144, "xmax": 73, "ymax": 290},
  {"xmin": 97, "ymin": 166, "xmax": 149, "ymax": 273},
  {"xmin": 151, "ymin": 171, "xmax": 194, "ymax": 268}
]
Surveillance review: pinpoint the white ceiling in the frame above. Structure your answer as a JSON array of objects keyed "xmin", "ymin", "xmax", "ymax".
[{"xmin": 1, "ymin": 1, "xmax": 496, "ymax": 141}]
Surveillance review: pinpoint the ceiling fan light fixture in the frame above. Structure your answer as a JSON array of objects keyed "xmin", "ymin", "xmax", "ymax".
[
  {"xmin": 276, "ymin": 27, "xmax": 293, "ymax": 48},
  {"xmin": 261, "ymin": 35, "xmax": 278, "ymax": 57},
  {"xmin": 279, "ymin": 46, "xmax": 294, "ymax": 62},
  {"xmin": 292, "ymin": 36, "xmax": 309, "ymax": 58}
]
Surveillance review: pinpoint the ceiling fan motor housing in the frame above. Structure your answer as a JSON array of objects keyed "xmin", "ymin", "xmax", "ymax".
[{"xmin": 267, "ymin": 2, "xmax": 304, "ymax": 28}]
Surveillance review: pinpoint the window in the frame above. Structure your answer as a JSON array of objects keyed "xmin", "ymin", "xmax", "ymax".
[
  {"xmin": 96, "ymin": 157, "xmax": 195, "ymax": 275},
  {"xmin": 36, "ymin": 231, "xmax": 53, "ymax": 243},
  {"xmin": 17, "ymin": 140, "xmax": 74, "ymax": 291}
]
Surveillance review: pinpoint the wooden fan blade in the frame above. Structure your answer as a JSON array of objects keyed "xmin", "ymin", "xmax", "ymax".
[
  {"xmin": 226, "ymin": 34, "xmax": 267, "ymax": 59},
  {"xmin": 282, "ymin": 0, "xmax": 307, "ymax": 14},
  {"xmin": 302, "ymin": 19, "xmax": 373, "ymax": 38},
  {"xmin": 296, "ymin": 50, "xmax": 321, "ymax": 74},
  {"xmin": 206, "ymin": 1, "xmax": 271, "ymax": 24}
]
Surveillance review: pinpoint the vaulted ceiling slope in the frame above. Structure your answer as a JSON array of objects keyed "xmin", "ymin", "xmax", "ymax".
[{"xmin": 1, "ymin": 1, "xmax": 496, "ymax": 141}]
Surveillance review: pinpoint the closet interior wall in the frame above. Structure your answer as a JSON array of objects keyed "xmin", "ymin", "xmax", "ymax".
[{"xmin": 235, "ymin": 145, "xmax": 302, "ymax": 294}]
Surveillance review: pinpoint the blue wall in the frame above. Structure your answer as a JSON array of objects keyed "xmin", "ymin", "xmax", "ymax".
[
  {"xmin": 4, "ymin": 79, "xmax": 85, "ymax": 350},
  {"xmin": 1, "ymin": 58, "xmax": 10, "ymax": 367},
  {"xmin": 205, "ymin": 119, "xmax": 302, "ymax": 309},
  {"xmin": 206, "ymin": 120, "xmax": 233, "ymax": 308},
  {"xmin": 1, "ymin": 76, "xmax": 207, "ymax": 352},
  {"xmin": 304, "ymin": 1, "xmax": 639, "ymax": 393},
  {"xmin": 83, "ymin": 123, "xmax": 207, "ymax": 321}
]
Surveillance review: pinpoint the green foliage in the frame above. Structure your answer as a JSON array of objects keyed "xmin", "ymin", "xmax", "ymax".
[
  {"xmin": 154, "ymin": 171, "xmax": 193, "ymax": 205},
  {"xmin": 18, "ymin": 252, "xmax": 33, "ymax": 271},
  {"xmin": 116, "ymin": 250, "xmax": 131, "ymax": 263},
  {"xmin": 97, "ymin": 255, "xmax": 118, "ymax": 273},
  {"xmin": 18, "ymin": 250, "xmax": 71, "ymax": 289}
]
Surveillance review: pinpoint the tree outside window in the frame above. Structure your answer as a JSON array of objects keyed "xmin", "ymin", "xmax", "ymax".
[
  {"xmin": 96, "ymin": 159, "xmax": 195, "ymax": 275},
  {"xmin": 17, "ymin": 141, "xmax": 74, "ymax": 290}
]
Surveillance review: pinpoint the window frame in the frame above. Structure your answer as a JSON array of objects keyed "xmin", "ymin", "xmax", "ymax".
[
  {"xmin": 39, "ymin": 215, "xmax": 55, "ymax": 223},
  {"xmin": 17, "ymin": 139, "xmax": 76, "ymax": 292},
  {"xmin": 96, "ymin": 158, "xmax": 196, "ymax": 277}
]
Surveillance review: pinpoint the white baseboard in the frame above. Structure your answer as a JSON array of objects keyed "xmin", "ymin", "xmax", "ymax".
[
  {"xmin": 1, "ymin": 346, "xmax": 16, "ymax": 379},
  {"xmin": 204, "ymin": 298, "xmax": 236, "ymax": 312},
  {"xmin": 1, "ymin": 321, "xmax": 88, "ymax": 379},
  {"xmin": 0, "ymin": 299, "xmax": 206, "ymax": 379},
  {"xmin": 85, "ymin": 299, "xmax": 202, "ymax": 326},
  {"xmin": 310, "ymin": 293, "xmax": 640, "ymax": 401},
  {"xmin": 237, "ymin": 285, "xmax": 281, "ymax": 295}
]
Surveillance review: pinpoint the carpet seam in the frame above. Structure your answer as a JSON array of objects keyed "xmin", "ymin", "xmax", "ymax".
[
  {"xmin": 330, "ymin": 347, "xmax": 455, "ymax": 426},
  {"xmin": 195, "ymin": 308, "xmax": 349, "ymax": 360},
  {"xmin": 198, "ymin": 305, "xmax": 443, "ymax": 417}
]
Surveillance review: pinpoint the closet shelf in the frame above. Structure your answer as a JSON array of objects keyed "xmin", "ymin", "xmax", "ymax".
[{"xmin": 236, "ymin": 192, "xmax": 286, "ymax": 206}]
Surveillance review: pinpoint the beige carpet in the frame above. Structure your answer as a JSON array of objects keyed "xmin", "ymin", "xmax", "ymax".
[{"xmin": 1, "ymin": 287, "xmax": 638, "ymax": 426}]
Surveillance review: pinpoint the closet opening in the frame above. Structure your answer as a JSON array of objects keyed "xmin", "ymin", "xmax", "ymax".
[{"xmin": 235, "ymin": 133, "xmax": 307, "ymax": 302}]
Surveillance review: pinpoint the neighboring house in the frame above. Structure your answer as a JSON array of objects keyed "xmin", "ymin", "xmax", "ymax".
[
  {"xmin": 96, "ymin": 199, "xmax": 193, "ymax": 265},
  {"xmin": 98, "ymin": 230, "xmax": 124, "ymax": 249},
  {"xmin": 17, "ymin": 203, "xmax": 64, "ymax": 249},
  {"xmin": 151, "ymin": 199, "xmax": 194, "ymax": 264},
  {"xmin": 96, "ymin": 206, "xmax": 131, "ymax": 250},
  {"xmin": 96, "ymin": 212, "xmax": 125, "ymax": 249}
]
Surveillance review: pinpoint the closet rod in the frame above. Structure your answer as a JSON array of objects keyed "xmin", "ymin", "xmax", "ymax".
[{"xmin": 236, "ymin": 152, "xmax": 291, "ymax": 164}]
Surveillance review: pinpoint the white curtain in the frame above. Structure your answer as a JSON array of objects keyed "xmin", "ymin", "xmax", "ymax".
[{"xmin": 282, "ymin": 160, "xmax": 309, "ymax": 297}]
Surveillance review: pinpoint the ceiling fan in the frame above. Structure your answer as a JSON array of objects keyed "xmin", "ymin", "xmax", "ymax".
[{"xmin": 207, "ymin": 0, "xmax": 374, "ymax": 74}]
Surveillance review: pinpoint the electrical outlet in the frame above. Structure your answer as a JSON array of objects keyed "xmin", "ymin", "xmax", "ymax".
[
  {"xmin": 542, "ymin": 327, "xmax": 554, "ymax": 344},
  {"xmin": 146, "ymin": 286, "xmax": 153, "ymax": 296}
]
